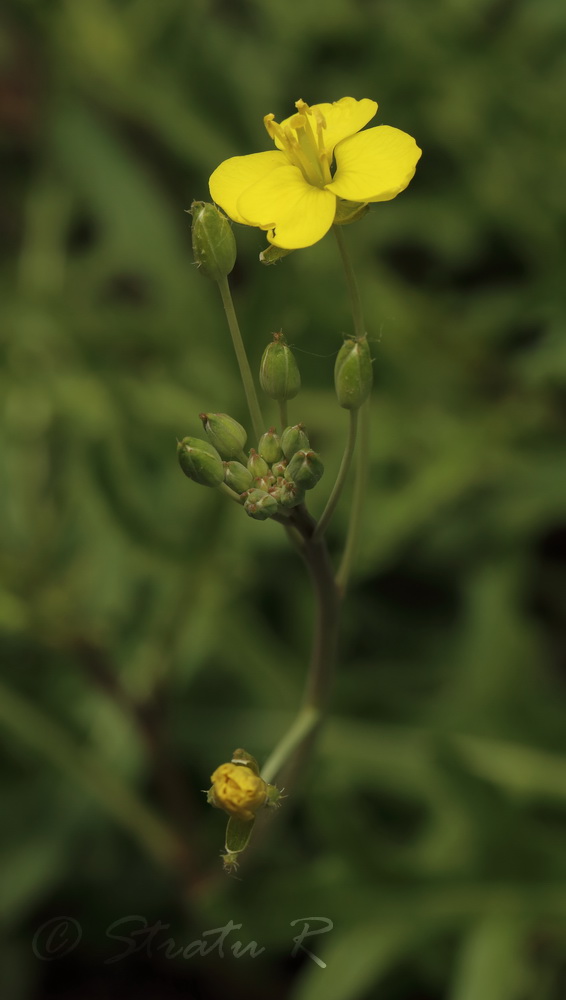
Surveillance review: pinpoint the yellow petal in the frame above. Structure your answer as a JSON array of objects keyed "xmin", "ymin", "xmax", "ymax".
[
  {"xmin": 238, "ymin": 166, "xmax": 336, "ymax": 249},
  {"xmin": 276, "ymin": 97, "xmax": 377, "ymax": 155},
  {"xmin": 209, "ymin": 151, "xmax": 287, "ymax": 225},
  {"xmin": 327, "ymin": 126, "xmax": 422, "ymax": 203}
]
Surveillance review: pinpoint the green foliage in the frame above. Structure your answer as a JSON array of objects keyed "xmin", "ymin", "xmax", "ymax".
[{"xmin": 1, "ymin": 0, "xmax": 565, "ymax": 997}]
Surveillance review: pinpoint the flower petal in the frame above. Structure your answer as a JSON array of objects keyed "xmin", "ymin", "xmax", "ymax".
[
  {"xmin": 238, "ymin": 165, "xmax": 336, "ymax": 249},
  {"xmin": 276, "ymin": 97, "xmax": 378, "ymax": 155},
  {"xmin": 327, "ymin": 126, "xmax": 422, "ymax": 203},
  {"xmin": 209, "ymin": 151, "xmax": 287, "ymax": 224}
]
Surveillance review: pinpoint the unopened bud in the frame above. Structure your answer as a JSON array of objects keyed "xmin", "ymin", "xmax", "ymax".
[
  {"xmin": 270, "ymin": 479, "xmax": 305, "ymax": 508},
  {"xmin": 258, "ymin": 427, "xmax": 283, "ymax": 464},
  {"xmin": 224, "ymin": 461, "xmax": 253, "ymax": 493},
  {"xmin": 286, "ymin": 449, "xmax": 324, "ymax": 490},
  {"xmin": 280, "ymin": 423, "xmax": 310, "ymax": 460},
  {"xmin": 247, "ymin": 449, "xmax": 269, "ymax": 478},
  {"xmin": 177, "ymin": 437, "xmax": 224, "ymax": 487},
  {"xmin": 334, "ymin": 335, "xmax": 373, "ymax": 410},
  {"xmin": 254, "ymin": 474, "xmax": 275, "ymax": 492},
  {"xmin": 243, "ymin": 489, "xmax": 279, "ymax": 520},
  {"xmin": 190, "ymin": 201, "xmax": 236, "ymax": 282},
  {"xmin": 271, "ymin": 458, "xmax": 288, "ymax": 478},
  {"xmin": 259, "ymin": 332, "xmax": 301, "ymax": 401},
  {"xmin": 200, "ymin": 412, "xmax": 247, "ymax": 461}
]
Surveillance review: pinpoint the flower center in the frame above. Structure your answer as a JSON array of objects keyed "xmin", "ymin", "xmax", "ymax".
[{"xmin": 264, "ymin": 99, "xmax": 333, "ymax": 188}]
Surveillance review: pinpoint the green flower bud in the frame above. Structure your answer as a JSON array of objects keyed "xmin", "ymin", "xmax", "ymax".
[
  {"xmin": 190, "ymin": 201, "xmax": 236, "ymax": 282},
  {"xmin": 258, "ymin": 427, "xmax": 283, "ymax": 464},
  {"xmin": 224, "ymin": 461, "xmax": 253, "ymax": 493},
  {"xmin": 334, "ymin": 335, "xmax": 373, "ymax": 410},
  {"xmin": 200, "ymin": 412, "xmax": 247, "ymax": 461},
  {"xmin": 247, "ymin": 448, "xmax": 269, "ymax": 478},
  {"xmin": 243, "ymin": 488, "xmax": 279, "ymax": 520},
  {"xmin": 177, "ymin": 436, "xmax": 224, "ymax": 487},
  {"xmin": 259, "ymin": 332, "xmax": 301, "ymax": 401},
  {"xmin": 280, "ymin": 423, "xmax": 310, "ymax": 460},
  {"xmin": 254, "ymin": 474, "xmax": 275, "ymax": 492},
  {"xmin": 269, "ymin": 479, "xmax": 305, "ymax": 509},
  {"xmin": 286, "ymin": 449, "xmax": 324, "ymax": 490},
  {"xmin": 271, "ymin": 458, "xmax": 288, "ymax": 478}
]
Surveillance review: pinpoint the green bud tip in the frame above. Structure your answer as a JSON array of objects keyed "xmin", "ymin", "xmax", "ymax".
[
  {"xmin": 286, "ymin": 449, "xmax": 324, "ymax": 490},
  {"xmin": 200, "ymin": 412, "xmax": 247, "ymax": 460},
  {"xmin": 269, "ymin": 479, "xmax": 305, "ymax": 508},
  {"xmin": 259, "ymin": 331, "xmax": 301, "ymax": 401},
  {"xmin": 177, "ymin": 436, "xmax": 224, "ymax": 487},
  {"xmin": 334, "ymin": 335, "xmax": 373, "ymax": 410},
  {"xmin": 190, "ymin": 201, "xmax": 236, "ymax": 282},
  {"xmin": 280, "ymin": 423, "xmax": 310, "ymax": 460}
]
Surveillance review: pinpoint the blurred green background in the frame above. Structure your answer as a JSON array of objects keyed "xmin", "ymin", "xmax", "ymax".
[{"xmin": 1, "ymin": 0, "xmax": 566, "ymax": 997}]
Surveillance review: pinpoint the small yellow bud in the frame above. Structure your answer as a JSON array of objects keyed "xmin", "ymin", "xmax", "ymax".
[{"xmin": 209, "ymin": 762, "xmax": 268, "ymax": 822}]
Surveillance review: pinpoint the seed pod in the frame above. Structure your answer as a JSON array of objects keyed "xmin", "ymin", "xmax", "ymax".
[
  {"xmin": 243, "ymin": 488, "xmax": 279, "ymax": 520},
  {"xmin": 200, "ymin": 412, "xmax": 247, "ymax": 461},
  {"xmin": 223, "ymin": 461, "xmax": 253, "ymax": 493},
  {"xmin": 334, "ymin": 335, "xmax": 373, "ymax": 410},
  {"xmin": 280, "ymin": 423, "xmax": 309, "ymax": 460},
  {"xmin": 177, "ymin": 437, "xmax": 225, "ymax": 487},
  {"xmin": 259, "ymin": 332, "xmax": 301, "ymax": 401},
  {"xmin": 286, "ymin": 449, "xmax": 324, "ymax": 490},
  {"xmin": 190, "ymin": 201, "xmax": 236, "ymax": 282},
  {"xmin": 258, "ymin": 427, "xmax": 283, "ymax": 464},
  {"xmin": 247, "ymin": 449, "xmax": 270, "ymax": 478}
]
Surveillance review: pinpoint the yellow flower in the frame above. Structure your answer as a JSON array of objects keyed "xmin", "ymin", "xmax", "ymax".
[
  {"xmin": 209, "ymin": 762, "xmax": 268, "ymax": 822},
  {"xmin": 209, "ymin": 97, "xmax": 422, "ymax": 250}
]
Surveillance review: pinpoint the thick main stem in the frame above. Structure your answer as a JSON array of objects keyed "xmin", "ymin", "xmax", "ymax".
[
  {"xmin": 217, "ymin": 275, "xmax": 264, "ymax": 441},
  {"xmin": 260, "ymin": 505, "xmax": 341, "ymax": 785}
]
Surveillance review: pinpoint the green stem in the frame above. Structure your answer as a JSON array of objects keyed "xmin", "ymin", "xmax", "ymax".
[
  {"xmin": 261, "ymin": 505, "xmax": 341, "ymax": 786},
  {"xmin": 0, "ymin": 678, "xmax": 183, "ymax": 870},
  {"xmin": 314, "ymin": 408, "xmax": 358, "ymax": 540},
  {"xmin": 217, "ymin": 482, "xmax": 245, "ymax": 504},
  {"xmin": 278, "ymin": 399, "xmax": 288, "ymax": 432},
  {"xmin": 336, "ymin": 400, "xmax": 370, "ymax": 594},
  {"xmin": 333, "ymin": 225, "xmax": 365, "ymax": 339},
  {"xmin": 217, "ymin": 274, "xmax": 264, "ymax": 441},
  {"xmin": 333, "ymin": 226, "xmax": 370, "ymax": 595}
]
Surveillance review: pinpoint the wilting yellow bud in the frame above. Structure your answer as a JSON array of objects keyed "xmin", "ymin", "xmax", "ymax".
[{"xmin": 209, "ymin": 762, "xmax": 269, "ymax": 822}]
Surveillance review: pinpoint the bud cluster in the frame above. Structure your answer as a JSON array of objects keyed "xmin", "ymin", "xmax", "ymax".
[{"xmin": 178, "ymin": 414, "xmax": 324, "ymax": 522}]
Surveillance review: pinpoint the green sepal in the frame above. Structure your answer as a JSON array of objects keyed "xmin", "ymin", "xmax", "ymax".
[
  {"xmin": 247, "ymin": 449, "xmax": 270, "ymax": 478},
  {"xmin": 225, "ymin": 815, "xmax": 255, "ymax": 855},
  {"xmin": 231, "ymin": 748, "xmax": 260, "ymax": 774},
  {"xmin": 286, "ymin": 449, "xmax": 324, "ymax": 490},
  {"xmin": 258, "ymin": 427, "xmax": 283, "ymax": 464},
  {"xmin": 243, "ymin": 488, "xmax": 279, "ymax": 520},
  {"xmin": 189, "ymin": 201, "xmax": 236, "ymax": 281},
  {"xmin": 177, "ymin": 437, "xmax": 225, "ymax": 487},
  {"xmin": 223, "ymin": 461, "xmax": 253, "ymax": 493},
  {"xmin": 280, "ymin": 423, "xmax": 310, "ymax": 460},
  {"xmin": 333, "ymin": 199, "xmax": 370, "ymax": 226},
  {"xmin": 200, "ymin": 412, "xmax": 247, "ymax": 460},
  {"xmin": 334, "ymin": 335, "xmax": 373, "ymax": 410},
  {"xmin": 259, "ymin": 332, "xmax": 301, "ymax": 401},
  {"xmin": 259, "ymin": 245, "xmax": 294, "ymax": 265}
]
